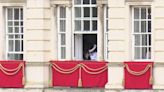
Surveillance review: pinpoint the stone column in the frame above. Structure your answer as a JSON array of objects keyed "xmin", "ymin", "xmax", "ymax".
[{"xmin": 97, "ymin": 4, "xmax": 104, "ymax": 61}]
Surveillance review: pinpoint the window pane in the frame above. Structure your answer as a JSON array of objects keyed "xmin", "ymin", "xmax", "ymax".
[
  {"xmin": 83, "ymin": 0, "xmax": 89, "ymax": 4},
  {"xmin": 134, "ymin": 21, "xmax": 139, "ymax": 32},
  {"xmin": 84, "ymin": 7, "xmax": 90, "ymax": 17},
  {"xmin": 7, "ymin": 8, "xmax": 13, "ymax": 20},
  {"xmin": 75, "ymin": 0, "xmax": 81, "ymax": 4},
  {"xmin": 141, "ymin": 8, "xmax": 146, "ymax": 19},
  {"xmin": 92, "ymin": 7, "xmax": 97, "ymax": 17},
  {"xmin": 135, "ymin": 35, "xmax": 140, "ymax": 46},
  {"xmin": 15, "ymin": 40, "xmax": 20, "ymax": 51},
  {"xmin": 21, "ymin": 40, "xmax": 23, "ymax": 51},
  {"xmin": 14, "ymin": 9, "xmax": 19, "ymax": 20},
  {"xmin": 135, "ymin": 47, "xmax": 140, "ymax": 59},
  {"xmin": 84, "ymin": 20, "xmax": 90, "ymax": 31},
  {"xmin": 61, "ymin": 47, "xmax": 66, "ymax": 59},
  {"xmin": 60, "ymin": 7, "xmax": 66, "ymax": 18},
  {"xmin": 8, "ymin": 27, "xmax": 13, "ymax": 33},
  {"xmin": 8, "ymin": 54, "xmax": 14, "ymax": 60},
  {"xmin": 106, "ymin": 20, "xmax": 108, "ymax": 32},
  {"xmin": 8, "ymin": 35, "xmax": 14, "ymax": 39},
  {"xmin": 61, "ymin": 34, "xmax": 66, "ymax": 45},
  {"xmin": 141, "ymin": 21, "xmax": 146, "ymax": 32},
  {"xmin": 148, "ymin": 34, "xmax": 151, "ymax": 46},
  {"xmin": 21, "ymin": 9, "xmax": 23, "ymax": 20},
  {"xmin": 148, "ymin": 8, "xmax": 151, "ymax": 19},
  {"xmin": 14, "ymin": 21, "xmax": 19, "ymax": 26},
  {"xmin": 92, "ymin": 20, "xmax": 97, "ymax": 31},
  {"xmin": 21, "ymin": 21, "xmax": 23, "ymax": 26},
  {"xmin": 75, "ymin": 7, "xmax": 81, "ymax": 18},
  {"xmin": 8, "ymin": 22, "xmax": 13, "ymax": 26},
  {"xmin": 148, "ymin": 47, "xmax": 151, "ymax": 59},
  {"xmin": 142, "ymin": 34, "xmax": 147, "ymax": 46},
  {"xmin": 60, "ymin": 20, "xmax": 66, "ymax": 32},
  {"xmin": 9, "ymin": 54, "xmax": 23, "ymax": 60},
  {"xmin": 148, "ymin": 21, "xmax": 151, "ymax": 32},
  {"xmin": 8, "ymin": 40, "xmax": 14, "ymax": 51},
  {"xmin": 15, "ymin": 35, "xmax": 20, "ymax": 39},
  {"xmin": 134, "ymin": 8, "xmax": 139, "ymax": 19},
  {"xmin": 142, "ymin": 47, "xmax": 147, "ymax": 59},
  {"xmin": 15, "ymin": 27, "xmax": 19, "ymax": 33},
  {"xmin": 75, "ymin": 20, "xmax": 81, "ymax": 31},
  {"xmin": 91, "ymin": 0, "xmax": 96, "ymax": 4},
  {"xmin": 21, "ymin": 27, "xmax": 23, "ymax": 33}
]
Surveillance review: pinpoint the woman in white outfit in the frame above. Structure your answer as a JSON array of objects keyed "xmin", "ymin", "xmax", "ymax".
[{"xmin": 89, "ymin": 44, "xmax": 97, "ymax": 60}]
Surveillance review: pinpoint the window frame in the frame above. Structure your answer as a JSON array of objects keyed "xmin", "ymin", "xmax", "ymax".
[
  {"xmin": 5, "ymin": 7, "xmax": 24, "ymax": 60},
  {"xmin": 132, "ymin": 6, "xmax": 152, "ymax": 61}
]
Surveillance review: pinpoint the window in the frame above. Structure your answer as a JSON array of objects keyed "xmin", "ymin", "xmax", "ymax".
[
  {"xmin": 58, "ymin": 7, "xmax": 66, "ymax": 59},
  {"xmin": 74, "ymin": 0, "xmax": 98, "ymax": 60},
  {"xmin": 104, "ymin": 5, "xmax": 109, "ymax": 60},
  {"xmin": 132, "ymin": 7, "xmax": 151, "ymax": 60},
  {"xmin": 6, "ymin": 7, "xmax": 23, "ymax": 60}
]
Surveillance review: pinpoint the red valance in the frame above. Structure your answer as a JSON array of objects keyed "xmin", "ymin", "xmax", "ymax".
[
  {"xmin": 124, "ymin": 62, "xmax": 153, "ymax": 89},
  {"xmin": 50, "ymin": 60, "xmax": 108, "ymax": 88},
  {"xmin": 0, "ymin": 60, "xmax": 25, "ymax": 88}
]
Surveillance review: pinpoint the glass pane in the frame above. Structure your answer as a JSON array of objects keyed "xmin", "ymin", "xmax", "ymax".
[
  {"xmin": 14, "ymin": 21, "xmax": 19, "ymax": 26},
  {"xmin": 141, "ymin": 8, "xmax": 146, "ymax": 19},
  {"xmin": 106, "ymin": 7, "xmax": 108, "ymax": 18},
  {"xmin": 134, "ymin": 21, "xmax": 139, "ymax": 32},
  {"xmin": 15, "ymin": 35, "xmax": 20, "ymax": 39},
  {"xmin": 134, "ymin": 8, "xmax": 139, "ymax": 19},
  {"xmin": 148, "ymin": 21, "xmax": 151, "ymax": 32},
  {"xmin": 21, "ymin": 27, "xmax": 23, "ymax": 33},
  {"xmin": 8, "ymin": 27, "xmax": 13, "ymax": 33},
  {"xmin": 21, "ymin": 40, "xmax": 23, "ymax": 51},
  {"xmin": 14, "ymin": 9, "xmax": 19, "ymax": 20},
  {"xmin": 8, "ymin": 35, "xmax": 14, "ymax": 39},
  {"xmin": 61, "ymin": 34, "xmax": 66, "ymax": 45},
  {"xmin": 83, "ymin": 0, "xmax": 89, "ymax": 4},
  {"xmin": 106, "ymin": 20, "xmax": 108, "ymax": 32},
  {"xmin": 21, "ymin": 21, "xmax": 23, "ymax": 26},
  {"xmin": 61, "ymin": 47, "xmax": 66, "ymax": 59},
  {"xmin": 15, "ymin": 40, "xmax": 20, "ymax": 51},
  {"xmin": 92, "ymin": 20, "xmax": 97, "ymax": 31},
  {"xmin": 91, "ymin": 0, "xmax": 96, "ymax": 4},
  {"xmin": 8, "ymin": 40, "xmax": 14, "ymax": 51},
  {"xmin": 8, "ymin": 54, "xmax": 14, "ymax": 60},
  {"xmin": 148, "ymin": 47, "xmax": 151, "ymax": 59},
  {"xmin": 8, "ymin": 22, "xmax": 13, "ymax": 26},
  {"xmin": 75, "ymin": 0, "xmax": 81, "ymax": 4},
  {"xmin": 15, "ymin": 27, "xmax": 19, "ymax": 33},
  {"xmin": 148, "ymin": 8, "xmax": 151, "ymax": 19},
  {"xmin": 75, "ymin": 7, "xmax": 81, "ymax": 18},
  {"xmin": 60, "ymin": 20, "xmax": 66, "ymax": 32},
  {"xmin": 142, "ymin": 47, "xmax": 147, "ymax": 59},
  {"xmin": 92, "ymin": 7, "xmax": 97, "ymax": 17},
  {"xmin": 135, "ymin": 35, "xmax": 140, "ymax": 46},
  {"xmin": 21, "ymin": 8, "xmax": 23, "ymax": 20},
  {"xmin": 84, "ymin": 21, "xmax": 90, "ymax": 31},
  {"xmin": 84, "ymin": 7, "xmax": 90, "ymax": 17},
  {"xmin": 7, "ymin": 8, "xmax": 13, "ymax": 20},
  {"xmin": 60, "ymin": 7, "xmax": 66, "ymax": 18},
  {"xmin": 141, "ymin": 21, "xmax": 146, "ymax": 32},
  {"xmin": 75, "ymin": 20, "xmax": 81, "ymax": 31},
  {"xmin": 135, "ymin": 47, "xmax": 140, "ymax": 59},
  {"xmin": 149, "ymin": 34, "xmax": 151, "ymax": 46},
  {"xmin": 15, "ymin": 54, "xmax": 23, "ymax": 60},
  {"xmin": 142, "ymin": 34, "xmax": 147, "ymax": 46}
]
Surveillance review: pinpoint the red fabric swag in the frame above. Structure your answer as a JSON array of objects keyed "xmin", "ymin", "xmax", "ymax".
[
  {"xmin": 0, "ymin": 60, "xmax": 25, "ymax": 88},
  {"xmin": 50, "ymin": 60, "xmax": 108, "ymax": 88},
  {"xmin": 124, "ymin": 62, "xmax": 153, "ymax": 89}
]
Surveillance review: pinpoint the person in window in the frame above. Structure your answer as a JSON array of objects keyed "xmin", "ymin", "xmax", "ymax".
[{"xmin": 89, "ymin": 44, "xmax": 97, "ymax": 60}]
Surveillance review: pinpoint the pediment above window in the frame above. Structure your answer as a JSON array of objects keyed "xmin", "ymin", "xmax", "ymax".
[{"xmin": 125, "ymin": 0, "xmax": 153, "ymax": 2}]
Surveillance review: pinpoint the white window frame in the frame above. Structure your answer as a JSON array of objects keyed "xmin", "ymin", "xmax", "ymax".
[
  {"xmin": 57, "ymin": 6, "xmax": 67, "ymax": 60},
  {"xmin": 104, "ymin": 5, "xmax": 109, "ymax": 61},
  {"xmin": 132, "ymin": 6, "xmax": 152, "ymax": 61},
  {"xmin": 5, "ymin": 7, "xmax": 24, "ymax": 60},
  {"xmin": 73, "ymin": 0, "xmax": 98, "ymax": 60}
]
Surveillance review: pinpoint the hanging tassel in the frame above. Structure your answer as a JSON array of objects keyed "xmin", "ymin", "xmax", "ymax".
[
  {"xmin": 22, "ymin": 76, "xmax": 25, "ymax": 86},
  {"xmin": 149, "ymin": 76, "xmax": 153, "ymax": 85},
  {"xmin": 78, "ymin": 78, "xmax": 82, "ymax": 87}
]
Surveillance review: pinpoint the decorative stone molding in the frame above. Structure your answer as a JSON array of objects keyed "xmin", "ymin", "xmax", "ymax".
[{"xmin": 125, "ymin": 0, "xmax": 153, "ymax": 2}]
